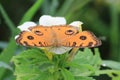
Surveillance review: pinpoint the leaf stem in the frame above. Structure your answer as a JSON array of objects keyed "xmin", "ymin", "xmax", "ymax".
[
  {"xmin": 67, "ymin": 48, "xmax": 79, "ymax": 62},
  {"xmin": 0, "ymin": 4, "xmax": 16, "ymax": 36},
  {"xmin": 109, "ymin": 3, "xmax": 119, "ymax": 61}
]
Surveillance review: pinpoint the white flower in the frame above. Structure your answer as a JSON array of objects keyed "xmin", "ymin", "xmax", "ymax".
[
  {"xmin": 16, "ymin": 15, "xmax": 83, "ymax": 54},
  {"xmin": 69, "ymin": 21, "xmax": 83, "ymax": 28},
  {"xmin": 39, "ymin": 15, "xmax": 66, "ymax": 26},
  {"xmin": 18, "ymin": 22, "xmax": 37, "ymax": 31}
]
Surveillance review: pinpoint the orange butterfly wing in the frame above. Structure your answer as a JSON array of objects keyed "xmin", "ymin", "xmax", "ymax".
[
  {"xmin": 16, "ymin": 26, "xmax": 53, "ymax": 47},
  {"xmin": 62, "ymin": 31, "xmax": 101, "ymax": 47},
  {"xmin": 49, "ymin": 25, "xmax": 79, "ymax": 46},
  {"xmin": 16, "ymin": 25, "xmax": 101, "ymax": 48}
]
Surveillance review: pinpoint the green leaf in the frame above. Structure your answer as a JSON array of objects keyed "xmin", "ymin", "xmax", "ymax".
[
  {"xmin": 91, "ymin": 48, "xmax": 102, "ymax": 70},
  {"xmin": 0, "ymin": 1, "xmax": 44, "ymax": 79},
  {"xmin": 0, "ymin": 61, "xmax": 13, "ymax": 71},
  {"xmin": 65, "ymin": 0, "xmax": 91, "ymax": 20},
  {"xmin": 102, "ymin": 60, "xmax": 120, "ymax": 70},
  {"xmin": 0, "ymin": 4, "xmax": 18, "ymax": 80},
  {"xmin": 0, "ymin": 38, "xmax": 17, "ymax": 79},
  {"xmin": 56, "ymin": 0, "xmax": 74, "ymax": 16},
  {"xmin": 75, "ymin": 76, "xmax": 95, "ymax": 80},
  {"xmin": 68, "ymin": 63, "xmax": 95, "ymax": 76},
  {"xmin": 69, "ymin": 48, "xmax": 101, "ymax": 77},
  {"xmin": 72, "ymin": 48, "xmax": 101, "ymax": 67},
  {"xmin": 49, "ymin": 0, "xmax": 59, "ymax": 15},
  {"xmin": 108, "ymin": 71, "xmax": 120, "ymax": 80},
  {"xmin": 61, "ymin": 68, "xmax": 75, "ymax": 80},
  {"xmin": 17, "ymin": 71, "xmax": 53, "ymax": 80},
  {"xmin": 2, "ymin": 70, "xmax": 15, "ymax": 80},
  {"xmin": 81, "ymin": 8, "xmax": 109, "ymax": 36},
  {"xmin": 12, "ymin": 49, "xmax": 53, "ymax": 80},
  {"xmin": 33, "ymin": 71, "xmax": 54, "ymax": 80},
  {"xmin": 72, "ymin": 48, "xmax": 93, "ymax": 64},
  {"xmin": 109, "ymin": 1, "xmax": 119, "ymax": 61},
  {"xmin": 0, "ymin": 4, "xmax": 16, "ymax": 35},
  {"xmin": 95, "ymin": 70, "xmax": 120, "ymax": 80}
]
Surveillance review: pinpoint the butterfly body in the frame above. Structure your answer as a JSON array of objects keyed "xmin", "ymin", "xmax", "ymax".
[{"xmin": 16, "ymin": 25, "xmax": 101, "ymax": 48}]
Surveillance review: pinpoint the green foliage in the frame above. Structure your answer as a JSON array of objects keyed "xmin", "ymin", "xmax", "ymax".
[
  {"xmin": 102, "ymin": 60, "xmax": 120, "ymax": 70},
  {"xmin": 12, "ymin": 49, "xmax": 52, "ymax": 80},
  {"xmin": 19, "ymin": 0, "xmax": 44, "ymax": 24},
  {"xmin": 0, "ymin": 4, "xmax": 16, "ymax": 35},
  {"xmin": 69, "ymin": 48, "xmax": 101, "ymax": 77},
  {"xmin": 0, "ymin": 1, "xmax": 43, "ymax": 79},
  {"xmin": 0, "ymin": 61, "xmax": 13, "ymax": 71},
  {"xmin": 11, "ymin": 48, "xmax": 120, "ymax": 80},
  {"xmin": 75, "ymin": 76, "xmax": 95, "ymax": 80}
]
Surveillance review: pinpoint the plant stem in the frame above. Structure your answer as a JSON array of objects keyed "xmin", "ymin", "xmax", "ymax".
[
  {"xmin": 0, "ymin": 4, "xmax": 16, "ymax": 36},
  {"xmin": 67, "ymin": 48, "xmax": 79, "ymax": 61},
  {"xmin": 109, "ymin": 3, "xmax": 119, "ymax": 61}
]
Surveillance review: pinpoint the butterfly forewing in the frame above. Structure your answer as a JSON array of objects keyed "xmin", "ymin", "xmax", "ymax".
[{"xmin": 16, "ymin": 26, "xmax": 53, "ymax": 47}]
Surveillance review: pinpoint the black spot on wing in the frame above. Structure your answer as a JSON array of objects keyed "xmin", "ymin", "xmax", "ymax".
[
  {"xmin": 72, "ymin": 42, "xmax": 77, "ymax": 47},
  {"xmin": 27, "ymin": 36, "xmax": 34, "ymax": 40},
  {"xmin": 34, "ymin": 30, "xmax": 43, "ymax": 36},
  {"xmin": 65, "ymin": 29, "xmax": 75, "ymax": 35},
  {"xmin": 39, "ymin": 42, "xmax": 44, "ymax": 46},
  {"xmin": 43, "ymin": 42, "xmax": 48, "ymax": 46},
  {"xmin": 86, "ymin": 31, "xmax": 102, "ymax": 46},
  {"xmin": 79, "ymin": 36, "xmax": 87, "ymax": 40},
  {"xmin": 23, "ymin": 41, "xmax": 29, "ymax": 46},
  {"xmin": 79, "ymin": 43, "xmax": 83, "ymax": 47},
  {"xmin": 88, "ymin": 42, "xmax": 93, "ymax": 47},
  {"xmin": 33, "ymin": 44, "xmax": 37, "ymax": 46}
]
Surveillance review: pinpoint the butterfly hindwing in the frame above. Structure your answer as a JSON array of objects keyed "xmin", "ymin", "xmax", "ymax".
[{"xmin": 62, "ymin": 31, "xmax": 101, "ymax": 48}]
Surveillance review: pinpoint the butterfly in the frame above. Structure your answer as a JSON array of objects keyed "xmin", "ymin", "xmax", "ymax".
[{"xmin": 16, "ymin": 25, "xmax": 101, "ymax": 48}]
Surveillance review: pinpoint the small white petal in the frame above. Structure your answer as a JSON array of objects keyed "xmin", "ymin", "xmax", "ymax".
[
  {"xmin": 15, "ymin": 35, "xmax": 19, "ymax": 40},
  {"xmin": 46, "ymin": 47, "xmax": 72, "ymax": 54},
  {"xmin": 69, "ymin": 21, "xmax": 83, "ymax": 28},
  {"xmin": 18, "ymin": 22, "xmax": 37, "ymax": 31},
  {"xmin": 39, "ymin": 15, "xmax": 66, "ymax": 26}
]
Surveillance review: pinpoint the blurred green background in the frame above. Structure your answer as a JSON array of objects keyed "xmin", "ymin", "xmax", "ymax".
[{"xmin": 0, "ymin": 0, "xmax": 120, "ymax": 80}]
